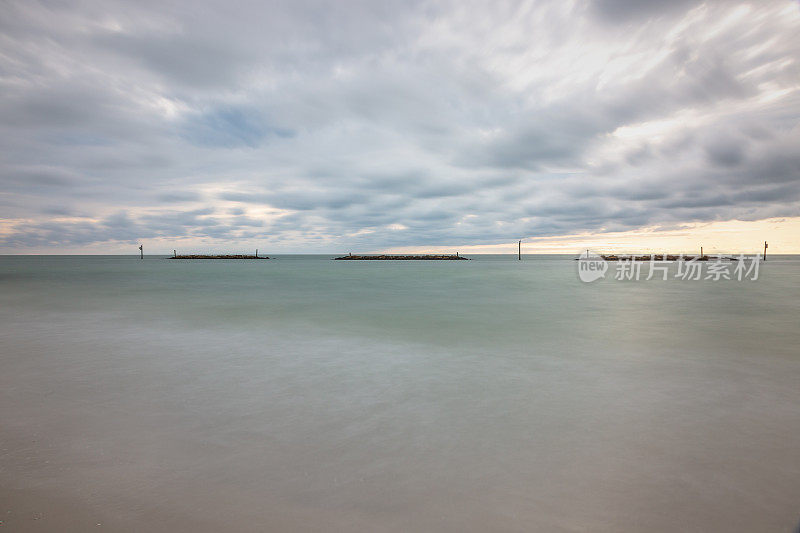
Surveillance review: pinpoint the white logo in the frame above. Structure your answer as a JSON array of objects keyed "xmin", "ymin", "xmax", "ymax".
[
  {"xmin": 577, "ymin": 250, "xmax": 607, "ymax": 282},
  {"xmin": 576, "ymin": 253, "xmax": 761, "ymax": 283}
]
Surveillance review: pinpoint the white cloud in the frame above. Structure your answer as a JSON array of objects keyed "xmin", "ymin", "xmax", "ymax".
[{"xmin": 0, "ymin": 0, "xmax": 799, "ymax": 252}]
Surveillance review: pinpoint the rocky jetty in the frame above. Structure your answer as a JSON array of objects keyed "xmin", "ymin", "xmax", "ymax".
[
  {"xmin": 169, "ymin": 255, "xmax": 269, "ymax": 259},
  {"xmin": 334, "ymin": 254, "xmax": 469, "ymax": 260}
]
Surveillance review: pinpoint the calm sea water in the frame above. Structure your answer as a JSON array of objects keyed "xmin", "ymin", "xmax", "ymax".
[{"xmin": 1, "ymin": 255, "xmax": 799, "ymax": 532}]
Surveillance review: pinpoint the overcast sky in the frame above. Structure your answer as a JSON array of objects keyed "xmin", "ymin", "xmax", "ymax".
[{"xmin": 1, "ymin": 0, "xmax": 798, "ymax": 253}]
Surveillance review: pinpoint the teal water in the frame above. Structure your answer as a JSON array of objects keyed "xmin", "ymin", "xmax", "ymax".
[{"xmin": 1, "ymin": 255, "xmax": 799, "ymax": 531}]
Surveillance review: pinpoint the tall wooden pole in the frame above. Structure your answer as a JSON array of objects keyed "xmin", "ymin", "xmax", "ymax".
[
  {"xmin": 518, "ymin": 240, "xmax": 521, "ymax": 260},
  {"xmin": 764, "ymin": 241, "xmax": 768, "ymax": 261}
]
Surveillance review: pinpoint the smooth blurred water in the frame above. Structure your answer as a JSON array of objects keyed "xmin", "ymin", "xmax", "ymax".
[{"xmin": 1, "ymin": 255, "xmax": 799, "ymax": 532}]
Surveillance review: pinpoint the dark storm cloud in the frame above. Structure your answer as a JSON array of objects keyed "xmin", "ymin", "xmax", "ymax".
[{"xmin": 0, "ymin": 0, "xmax": 799, "ymax": 251}]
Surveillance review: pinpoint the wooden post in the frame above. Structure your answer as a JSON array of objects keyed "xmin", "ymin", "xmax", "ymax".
[
  {"xmin": 139, "ymin": 244, "xmax": 143, "ymax": 259},
  {"xmin": 764, "ymin": 241, "xmax": 768, "ymax": 261},
  {"xmin": 518, "ymin": 240, "xmax": 521, "ymax": 260}
]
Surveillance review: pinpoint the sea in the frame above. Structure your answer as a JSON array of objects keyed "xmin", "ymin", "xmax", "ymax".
[{"xmin": 1, "ymin": 254, "xmax": 799, "ymax": 532}]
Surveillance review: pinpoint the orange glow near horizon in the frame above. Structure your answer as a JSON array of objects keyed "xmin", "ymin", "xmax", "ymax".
[{"xmin": 384, "ymin": 217, "xmax": 800, "ymax": 255}]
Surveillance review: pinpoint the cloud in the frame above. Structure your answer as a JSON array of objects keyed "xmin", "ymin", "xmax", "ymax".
[
  {"xmin": 0, "ymin": 0, "xmax": 799, "ymax": 251},
  {"xmin": 591, "ymin": 0, "xmax": 702, "ymax": 23},
  {"xmin": 156, "ymin": 191, "xmax": 202, "ymax": 203},
  {"xmin": 704, "ymin": 136, "xmax": 746, "ymax": 167},
  {"xmin": 96, "ymin": 32, "xmax": 254, "ymax": 89}
]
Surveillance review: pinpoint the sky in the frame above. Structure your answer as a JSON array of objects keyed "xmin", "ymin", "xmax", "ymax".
[{"xmin": 1, "ymin": 0, "xmax": 799, "ymax": 254}]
